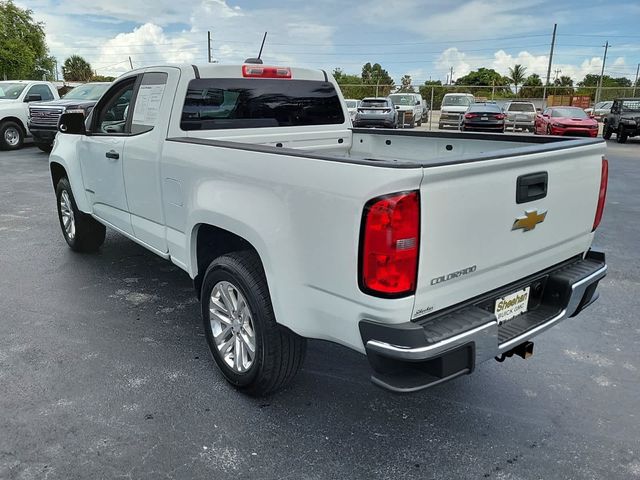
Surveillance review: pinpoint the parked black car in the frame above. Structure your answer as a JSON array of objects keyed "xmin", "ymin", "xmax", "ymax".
[
  {"xmin": 28, "ymin": 82, "xmax": 110, "ymax": 152},
  {"xmin": 460, "ymin": 103, "xmax": 506, "ymax": 132},
  {"xmin": 603, "ymin": 98, "xmax": 640, "ymax": 143}
]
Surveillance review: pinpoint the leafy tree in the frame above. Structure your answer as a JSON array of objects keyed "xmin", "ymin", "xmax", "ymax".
[
  {"xmin": 507, "ymin": 64, "xmax": 528, "ymax": 96},
  {"xmin": 577, "ymin": 74, "xmax": 633, "ymax": 100},
  {"xmin": 62, "ymin": 55, "xmax": 93, "ymax": 82},
  {"xmin": 551, "ymin": 75, "xmax": 574, "ymax": 95},
  {"xmin": 91, "ymin": 74, "xmax": 116, "ymax": 82},
  {"xmin": 519, "ymin": 73, "xmax": 544, "ymax": 98},
  {"xmin": 398, "ymin": 74, "xmax": 414, "ymax": 93},
  {"xmin": 418, "ymin": 80, "xmax": 447, "ymax": 109},
  {"xmin": 332, "ymin": 68, "xmax": 368, "ymax": 99},
  {"xmin": 361, "ymin": 62, "xmax": 394, "ymax": 96},
  {"xmin": 454, "ymin": 67, "xmax": 510, "ymax": 97},
  {"xmin": 0, "ymin": 0, "xmax": 56, "ymax": 80}
]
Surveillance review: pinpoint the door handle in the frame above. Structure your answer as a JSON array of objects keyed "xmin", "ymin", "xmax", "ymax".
[{"xmin": 105, "ymin": 150, "xmax": 120, "ymax": 160}]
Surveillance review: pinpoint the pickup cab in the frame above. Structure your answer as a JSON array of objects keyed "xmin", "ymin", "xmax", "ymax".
[
  {"xmin": 0, "ymin": 80, "xmax": 59, "ymax": 150},
  {"xmin": 49, "ymin": 63, "xmax": 608, "ymax": 395}
]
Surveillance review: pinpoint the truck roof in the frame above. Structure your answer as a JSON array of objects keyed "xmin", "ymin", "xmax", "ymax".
[{"xmin": 125, "ymin": 63, "xmax": 329, "ymax": 82}]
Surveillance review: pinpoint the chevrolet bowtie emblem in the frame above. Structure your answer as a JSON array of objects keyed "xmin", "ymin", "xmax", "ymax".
[{"xmin": 512, "ymin": 209, "xmax": 547, "ymax": 232}]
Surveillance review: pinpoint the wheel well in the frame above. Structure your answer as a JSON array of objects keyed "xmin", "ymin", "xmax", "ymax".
[
  {"xmin": 1, "ymin": 116, "xmax": 26, "ymax": 134},
  {"xmin": 193, "ymin": 224, "xmax": 259, "ymax": 298},
  {"xmin": 50, "ymin": 162, "xmax": 67, "ymax": 189}
]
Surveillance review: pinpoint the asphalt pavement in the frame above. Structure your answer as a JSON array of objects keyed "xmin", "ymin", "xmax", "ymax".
[{"xmin": 1, "ymin": 138, "xmax": 639, "ymax": 480}]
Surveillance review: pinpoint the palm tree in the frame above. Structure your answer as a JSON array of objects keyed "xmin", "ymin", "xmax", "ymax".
[
  {"xmin": 62, "ymin": 55, "xmax": 93, "ymax": 82},
  {"xmin": 508, "ymin": 64, "xmax": 528, "ymax": 96}
]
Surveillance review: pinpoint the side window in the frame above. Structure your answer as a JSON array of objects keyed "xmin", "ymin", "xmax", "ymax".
[
  {"xmin": 93, "ymin": 77, "xmax": 137, "ymax": 135},
  {"xmin": 26, "ymin": 84, "xmax": 54, "ymax": 101},
  {"xmin": 131, "ymin": 72, "xmax": 168, "ymax": 135}
]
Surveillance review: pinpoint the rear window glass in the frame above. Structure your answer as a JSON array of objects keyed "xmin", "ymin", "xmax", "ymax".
[
  {"xmin": 508, "ymin": 103, "xmax": 535, "ymax": 112},
  {"xmin": 181, "ymin": 78, "xmax": 345, "ymax": 130},
  {"xmin": 468, "ymin": 104, "xmax": 502, "ymax": 113},
  {"xmin": 360, "ymin": 100, "xmax": 389, "ymax": 108}
]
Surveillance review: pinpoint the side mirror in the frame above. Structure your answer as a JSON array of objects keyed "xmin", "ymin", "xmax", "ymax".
[
  {"xmin": 395, "ymin": 105, "xmax": 400, "ymax": 110},
  {"xmin": 25, "ymin": 94, "xmax": 42, "ymax": 102},
  {"xmin": 415, "ymin": 101, "xmax": 420, "ymax": 105},
  {"xmin": 58, "ymin": 112, "xmax": 86, "ymax": 135}
]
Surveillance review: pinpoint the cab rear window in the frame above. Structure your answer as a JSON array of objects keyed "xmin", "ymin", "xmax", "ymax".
[{"xmin": 181, "ymin": 78, "xmax": 345, "ymax": 130}]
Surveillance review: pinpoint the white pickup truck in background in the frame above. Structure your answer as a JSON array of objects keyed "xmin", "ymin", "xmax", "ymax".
[
  {"xmin": 49, "ymin": 62, "xmax": 608, "ymax": 395},
  {"xmin": 0, "ymin": 80, "xmax": 59, "ymax": 150}
]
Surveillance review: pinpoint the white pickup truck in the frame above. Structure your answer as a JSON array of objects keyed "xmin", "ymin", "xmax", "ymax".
[
  {"xmin": 49, "ymin": 63, "xmax": 608, "ymax": 395},
  {"xmin": 0, "ymin": 80, "xmax": 59, "ymax": 150}
]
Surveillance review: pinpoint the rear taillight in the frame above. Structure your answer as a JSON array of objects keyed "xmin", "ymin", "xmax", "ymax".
[
  {"xmin": 464, "ymin": 113, "xmax": 477, "ymax": 119},
  {"xmin": 360, "ymin": 191, "xmax": 420, "ymax": 297},
  {"xmin": 495, "ymin": 113, "xmax": 506, "ymax": 120},
  {"xmin": 592, "ymin": 158, "xmax": 608, "ymax": 231},
  {"xmin": 242, "ymin": 65, "xmax": 292, "ymax": 78}
]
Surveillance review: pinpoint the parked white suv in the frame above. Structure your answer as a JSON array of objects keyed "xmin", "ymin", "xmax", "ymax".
[
  {"xmin": 0, "ymin": 80, "xmax": 59, "ymax": 150},
  {"xmin": 389, "ymin": 93, "xmax": 425, "ymax": 127},
  {"xmin": 49, "ymin": 63, "xmax": 608, "ymax": 395},
  {"xmin": 439, "ymin": 93, "xmax": 475, "ymax": 129}
]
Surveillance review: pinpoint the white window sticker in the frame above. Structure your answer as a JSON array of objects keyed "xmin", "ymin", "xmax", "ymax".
[{"xmin": 133, "ymin": 84, "xmax": 166, "ymax": 126}]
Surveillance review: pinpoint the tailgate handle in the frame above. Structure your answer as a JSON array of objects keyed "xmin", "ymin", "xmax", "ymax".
[{"xmin": 516, "ymin": 172, "xmax": 548, "ymax": 204}]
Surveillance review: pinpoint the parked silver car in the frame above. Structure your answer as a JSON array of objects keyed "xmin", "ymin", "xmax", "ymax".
[
  {"xmin": 585, "ymin": 101, "xmax": 613, "ymax": 121},
  {"xmin": 505, "ymin": 101, "xmax": 536, "ymax": 132},
  {"xmin": 353, "ymin": 97, "xmax": 398, "ymax": 128},
  {"xmin": 345, "ymin": 99, "xmax": 360, "ymax": 121}
]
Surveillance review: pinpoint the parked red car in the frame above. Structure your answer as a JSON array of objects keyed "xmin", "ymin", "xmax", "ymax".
[{"xmin": 534, "ymin": 106, "xmax": 599, "ymax": 137}]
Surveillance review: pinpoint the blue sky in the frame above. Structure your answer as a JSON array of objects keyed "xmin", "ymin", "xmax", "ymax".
[{"xmin": 17, "ymin": 0, "xmax": 640, "ymax": 84}]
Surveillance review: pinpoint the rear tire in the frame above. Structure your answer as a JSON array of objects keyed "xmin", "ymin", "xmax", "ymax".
[
  {"xmin": 617, "ymin": 126, "xmax": 628, "ymax": 143},
  {"xmin": 0, "ymin": 121, "xmax": 24, "ymax": 150},
  {"xmin": 201, "ymin": 251, "xmax": 307, "ymax": 396},
  {"xmin": 55, "ymin": 177, "xmax": 106, "ymax": 252}
]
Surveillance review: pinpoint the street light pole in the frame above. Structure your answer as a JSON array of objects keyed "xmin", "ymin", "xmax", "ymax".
[{"xmin": 633, "ymin": 63, "xmax": 639, "ymax": 97}]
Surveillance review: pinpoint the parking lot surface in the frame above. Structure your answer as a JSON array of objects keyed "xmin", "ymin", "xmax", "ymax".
[{"xmin": 1, "ymin": 139, "xmax": 639, "ymax": 479}]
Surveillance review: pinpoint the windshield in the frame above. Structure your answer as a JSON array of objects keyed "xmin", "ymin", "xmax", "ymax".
[
  {"xmin": 442, "ymin": 95, "xmax": 473, "ymax": 107},
  {"xmin": 551, "ymin": 108, "xmax": 588, "ymax": 119},
  {"xmin": 508, "ymin": 103, "xmax": 535, "ymax": 112},
  {"xmin": 389, "ymin": 95, "xmax": 415, "ymax": 106},
  {"xmin": 63, "ymin": 83, "xmax": 110, "ymax": 101},
  {"xmin": 0, "ymin": 83, "xmax": 27, "ymax": 100},
  {"xmin": 621, "ymin": 100, "xmax": 640, "ymax": 111},
  {"xmin": 345, "ymin": 100, "xmax": 358, "ymax": 109},
  {"xmin": 360, "ymin": 99, "xmax": 389, "ymax": 108}
]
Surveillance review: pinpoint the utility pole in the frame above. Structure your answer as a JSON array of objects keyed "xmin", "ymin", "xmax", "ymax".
[
  {"xmin": 554, "ymin": 68, "xmax": 562, "ymax": 81},
  {"xmin": 595, "ymin": 41, "xmax": 609, "ymax": 104},
  {"xmin": 207, "ymin": 31, "xmax": 212, "ymax": 63},
  {"xmin": 449, "ymin": 66, "xmax": 454, "ymax": 85},
  {"xmin": 542, "ymin": 23, "xmax": 557, "ymax": 106},
  {"xmin": 633, "ymin": 63, "xmax": 639, "ymax": 97},
  {"xmin": 129, "ymin": 56, "xmax": 133, "ymax": 70}
]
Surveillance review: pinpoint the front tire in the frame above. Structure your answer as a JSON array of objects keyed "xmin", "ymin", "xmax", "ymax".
[
  {"xmin": 617, "ymin": 126, "xmax": 628, "ymax": 143},
  {"xmin": 36, "ymin": 143, "xmax": 53, "ymax": 153},
  {"xmin": 55, "ymin": 178, "xmax": 106, "ymax": 252},
  {"xmin": 201, "ymin": 251, "xmax": 306, "ymax": 396},
  {"xmin": 0, "ymin": 121, "xmax": 24, "ymax": 150}
]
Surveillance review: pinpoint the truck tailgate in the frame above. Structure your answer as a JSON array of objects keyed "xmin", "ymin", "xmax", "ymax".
[{"xmin": 412, "ymin": 143, "xmax": 605, "ymax": 319}]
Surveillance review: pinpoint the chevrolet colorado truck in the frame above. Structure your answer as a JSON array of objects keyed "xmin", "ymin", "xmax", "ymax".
[
  {"xmin": 49, "ymin": 63, "xmax": 608, "ymax": 395},
  {"xmin": 0, "ymin": 80, "xmax": 59, "ymax": 150}
]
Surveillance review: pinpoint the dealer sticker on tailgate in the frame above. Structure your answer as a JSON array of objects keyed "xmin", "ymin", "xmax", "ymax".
[{"xmin": 495, "ymin": 287, "xmax": 530, "ymax": 324}]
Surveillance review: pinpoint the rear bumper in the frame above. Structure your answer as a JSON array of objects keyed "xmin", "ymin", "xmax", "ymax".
[
  {"xmin": 360, "ymin": 249, "xmax": 607, "ymax": 393},
  {"xmin": 354, "ymin": 117, "xmax": 396, "ymax": 128}
]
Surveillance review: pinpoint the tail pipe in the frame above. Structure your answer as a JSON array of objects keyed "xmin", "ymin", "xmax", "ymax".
[{"xmin": 495, "ymin": 341, "xmax": 534, "ymax": 362}]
